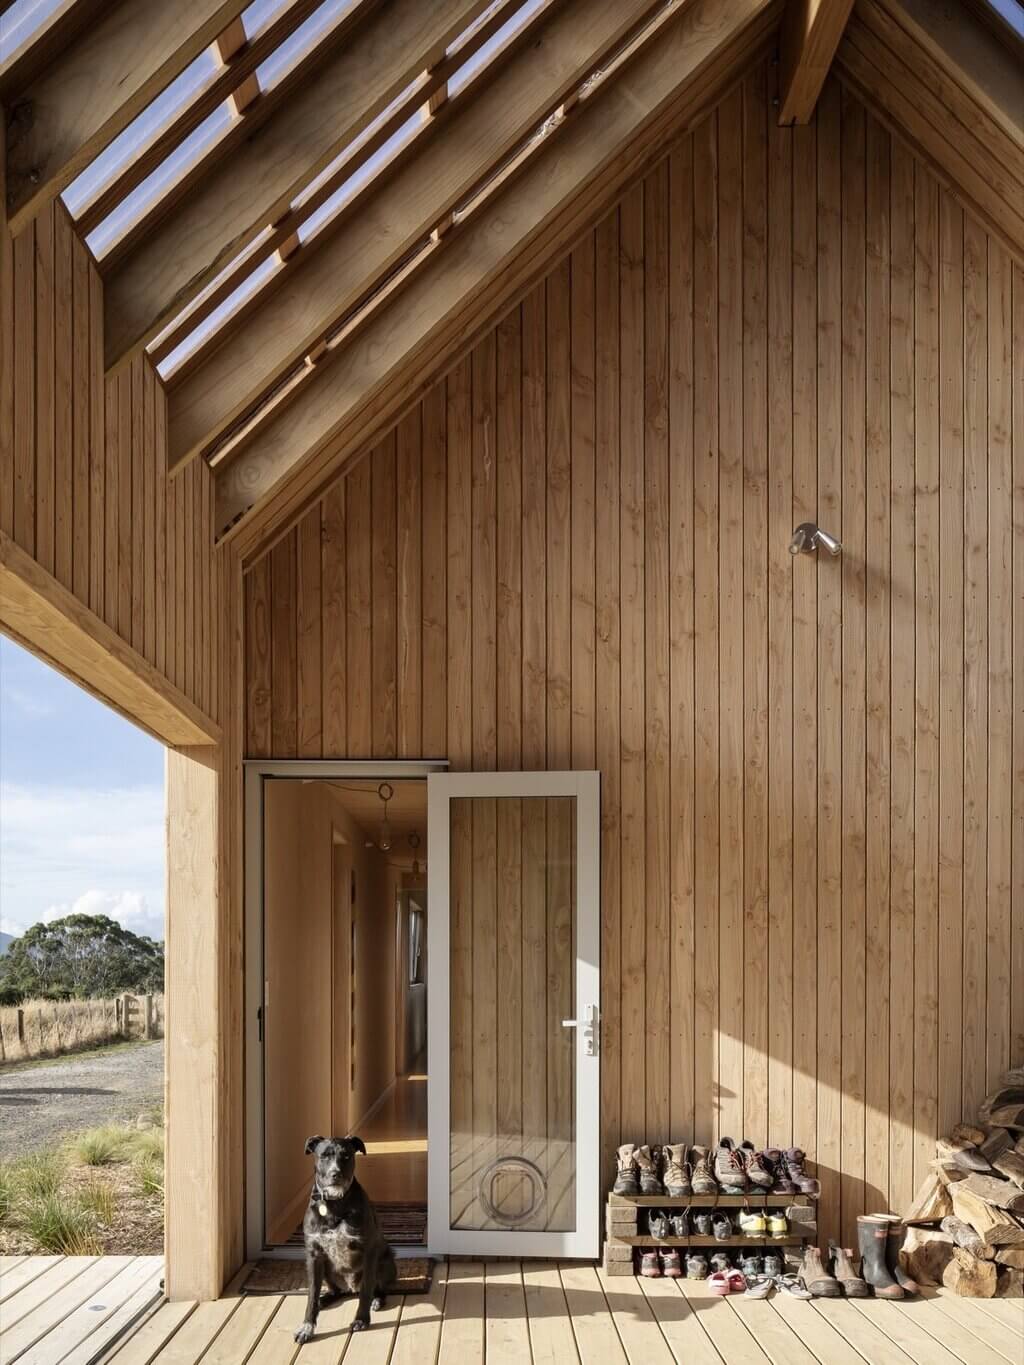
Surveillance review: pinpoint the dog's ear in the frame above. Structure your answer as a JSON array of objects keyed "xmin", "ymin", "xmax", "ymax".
[
  {"xmin": 304, "ymin": 1135, "xmax": 325, "ymax": 1155},
  {"xmin": 346, "ymin": 1135, "xmax": 366, "ymax": 1156}
]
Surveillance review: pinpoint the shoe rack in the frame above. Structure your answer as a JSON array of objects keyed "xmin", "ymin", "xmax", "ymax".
[{"xmin": 603, "ymin": 1191, "xmax": 818, "ymax": 1277}]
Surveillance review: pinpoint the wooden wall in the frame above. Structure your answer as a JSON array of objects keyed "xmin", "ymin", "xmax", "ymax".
[
  {"xmin": 244, "ymin": 61, "xmax": 1024, "ymax": 1249},
  {"xmin": 0, "ymin": 200, "xmax": 219, "ymax": 720}
]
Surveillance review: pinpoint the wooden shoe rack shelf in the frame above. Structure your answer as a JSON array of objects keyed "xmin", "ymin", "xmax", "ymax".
[{"xmin": 603, "ymin": 1192, "xmax": 818, "ymax": 1276}]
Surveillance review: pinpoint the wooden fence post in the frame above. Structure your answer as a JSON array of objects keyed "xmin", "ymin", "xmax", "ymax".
[
  {"xmin": 121, "ymin": 992, "xmax": 132, "ymax": 1038},
  {"xmin": 143, "ymin": 994, "xmax": 154, "ymax": 1039},
  {"xmin": 17, "ymin": 1008, "xmax": 24, "ymax": 1044}
]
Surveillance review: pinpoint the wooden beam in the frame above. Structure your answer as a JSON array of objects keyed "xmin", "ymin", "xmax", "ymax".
[
  {"xmin": 0, "ymin": 0, "xmax": 107, "ymax": 96},
  {"xmin": 778, "ymin": 0, "xmax": 855, "ymax": 123},
  {"xmin": 215, "ymin": 0, "xmax": 781, "ymax": 544},
  {"xmin": 3, "ymin": 0, "xmax": 256, "ymax": 235},
  {"xmin": 0, "ymin": 529, "xmax": 219, "ymax": 746},
  {"xmin": 70, "ymin": 0, "xmax": 335, "ymax": 237},
  {"xmin": 166, "ymin": 0, "xmax": 660, "ymax": 472},
  {"xmin": 101, "ymin": 0, "xmax": 494, "ymax": 373}
]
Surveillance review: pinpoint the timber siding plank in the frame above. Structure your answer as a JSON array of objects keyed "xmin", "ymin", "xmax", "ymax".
[{"xmin": 238, "ymin": 63, "xmax": 1024, "ymax": 1245}]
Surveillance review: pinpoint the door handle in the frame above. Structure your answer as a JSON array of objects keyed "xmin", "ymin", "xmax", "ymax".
[{"xmin": 561, "ymin": 1004, "xmax": 599, "ymax": 1056}]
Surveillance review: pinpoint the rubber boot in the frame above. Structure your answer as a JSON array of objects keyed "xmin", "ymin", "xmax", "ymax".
[
  {"xmin": 857, "ymin": 1216, "xmax": 904, "ymax": 1298},
  {"xmin": 829, "ymin": 1241, "xmax": 870, "ymax": 1297},
  {"xmin": 885, "ymin": 1220, "xmax": 918, "ymax": 1295},
  {"xmin": 613, "ymin": 1143, "xmax": 639, "ymax": 1196}
]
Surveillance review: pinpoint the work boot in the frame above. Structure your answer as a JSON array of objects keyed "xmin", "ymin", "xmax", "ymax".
[
  {"xmin": 829, "ymin": 1241, "xmax": 869, "ymax": 1297},
  {"xmin": 739, "ymin": 1141, "xmax": 774, "ymax": 1190},
  {"xmin": 635, "ymin": 1145, "xmax": 664, "ymax": 1196},
  {"xmin": 689, "ymin": 1146, "xmax": 718, "ymax": 1195},
  {"xmin": 882, "ymin": 1217, "xmax": 918, "ymax": 1294},
  {"xmin": 662, "ymin": 1143, "xmax": 691, "ymax": 1197},
  {"xmin": 613, "ymin": 1143, "xmax": 639, "ymax": 1196},
  {"xmin": 782, "ymin": 1148, "xmax": 820, "ymax": 1196},
  {"xmin": 714, "ymin": 1137, "xmax": 747, "ymax": 1193},
  {"xmin": 856, "ymin": 1216, "xmax": 904, "ymax": 1298},
  {"xmin": 798, "ymin": 1245, "xmax": 841, "ymax": 1298}
]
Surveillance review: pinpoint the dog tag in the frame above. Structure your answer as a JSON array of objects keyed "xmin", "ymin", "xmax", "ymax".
[{"xmin": 318, "ymin": 1202, "xmax": 328, "ymax": 1217}]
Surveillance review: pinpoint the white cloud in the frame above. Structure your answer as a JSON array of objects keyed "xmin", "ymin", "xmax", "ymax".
[{"xmin": 0, "ymin": 782, "xmax": 164, "ymax": 941}]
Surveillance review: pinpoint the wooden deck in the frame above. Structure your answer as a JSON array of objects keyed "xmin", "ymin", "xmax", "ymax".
[
  {"xmin": 0, "ymin": 1254, "xmax": 162, "ymax": 1365},
  {"xmin": 6, "ymin": 1258, "xmax": 1010, "ymax": 1365}
]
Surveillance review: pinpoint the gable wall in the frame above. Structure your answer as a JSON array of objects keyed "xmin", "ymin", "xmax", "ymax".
[{"xmin": 242, "ymin": 62, "xmax": 1024, "ymax": 1246}]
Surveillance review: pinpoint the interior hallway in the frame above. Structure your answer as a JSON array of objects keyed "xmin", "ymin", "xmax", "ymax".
[{"xmin": 356, "ymin": 1052, "xmax": 427, "ymax": 1206}]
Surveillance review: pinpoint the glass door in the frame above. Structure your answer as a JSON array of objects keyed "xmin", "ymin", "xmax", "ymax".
[{"xmin": 426, "ymin": 771, "xmax": 600, "ymax": 1257}]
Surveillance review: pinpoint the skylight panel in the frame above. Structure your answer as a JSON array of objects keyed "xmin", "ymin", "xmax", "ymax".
[
  {"xmin": 243, "ymin": 0, "xmax": 296, "ymax": 40},
  {"xmin": 0, "ymin": 0, "xmax": 66, "ymax": 71},
  {"xmin": 297, "ymin": 113, "xmax": 421, "ymax": 244},
  {"xmin": 256, "ymin": 0, "xmax": 358, "ymax": 91},
  {"xmin": 158, "ymin": 254, "xmax": 283, "ymax": 380},
  {"xmin": 449, "ymin": 0, "xmax": 545, "ymax": 96}
]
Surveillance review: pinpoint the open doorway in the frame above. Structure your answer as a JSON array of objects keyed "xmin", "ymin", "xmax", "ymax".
[{"xmin": 253, "ymin": 768, "xmax": 431, "ymax": 1253}]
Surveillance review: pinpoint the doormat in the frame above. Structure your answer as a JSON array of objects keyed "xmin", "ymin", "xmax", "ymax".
[
  {"xmin": 288, "ymin": 1203, "xmax": 427, "ymax": 1248},
  {"xmin": 242, "ymin": 1258, "xmax": 434, "ymax": 1296}
]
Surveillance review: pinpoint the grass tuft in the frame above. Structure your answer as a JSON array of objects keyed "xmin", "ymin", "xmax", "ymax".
[
  {"xmin": 76, "ymin": 1178, "xmax": 117, "ymax": 1225},
  {"xmin": 0, "ymin": 1163, "xmax": 12, "ymax": 1225},
  {"xmin": 135, "ymin": 1156, "xmax": 164, "ymax": 1203},
  {"xmin": 12, "ymin": 1150, "xmax": 65, "ymax": 1199},
  {"xmin": 69, "ymin": 1125, "xmax": 130, "ymax": 1167},
  {"xmin": 19, "ymin": 1193, "xmax": 103, "ymax": 1254},
  {"xmin": 127, "ymin": 1128, "xmax": 165, "ymax": 1163}
]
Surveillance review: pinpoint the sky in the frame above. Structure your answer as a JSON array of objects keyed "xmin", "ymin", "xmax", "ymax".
[{"xmin": 0, "ymin": 636, "xmax": 165, "ymax": 943}]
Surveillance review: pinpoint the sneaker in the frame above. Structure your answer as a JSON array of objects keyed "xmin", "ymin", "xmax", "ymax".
[
  {"xmin": 661, "ymin": 1143, "xmax": 691, "ymax": 1197},
  {"xmin": 669, "ymin": 1211, "xmax": 689, "ymax": 1237},
  {"xmin": 766, "ymin": 1148, "xmax": 796, "ymax": 1194},
  {"xmin": 739, "ymin": 1253, "xmax": 763, "ymax": 1277},
  {"xmin": 714, "ymin": 1137, "xmax": 747, "ymax": 1193},
  {"xmin": 613, "ymin": 1143, "xmax": 640, "ymax": 1196},
  {"xmin": 686, "ymin": 1253, "xmax": 709, "ymax": 1280},
  {"xmin": 660, "ymin": 1248, "xmax": 683, "ymax": 1278},
  {"xmin": 766, "ymin": 1212, "xmax": 788, "ymax": 1236},
  {"xmin": 647, "ymin": 1210, "xmax": 670, "ymax": 1239},
  {"xmin": 636, "ymin": 1145, "xmax": 664, "ymax": 1196},
  {"xmin": 689, "ymin": 1146, "xmax": 718, "ymax": 1195},
  {"xmin": 709, "ymin": 1251, "xmax": 732, "ymax": 1273},
  {"xmin": 693, "ymin": 1211, "xmax": 713, "ymax": 1236},
  {"xmin": 744, "ymin": 1275, "xmax": 774, "ymax": 1299},
  {"xmin": 737, "ymin": 1209, "xmax": 767, "ymax": 1236},
  {"xmin": 711, "ymin": 1212, "xmax": 733, "ymax": 1240},
  {"xmin": 740, "ymin": 1143, "xmax": 775, "ymax": 1190},
  {"xmin": 763, "ymin": 1252, "xmax": 785, "ymax": 1277},
  {"xmin": 639, "ymin": 1249, "xmax": 661, "ymax": 1278}
]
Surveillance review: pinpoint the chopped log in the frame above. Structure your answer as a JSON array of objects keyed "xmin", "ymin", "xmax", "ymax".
[
  {"xmin": 956, "ymin": 1173, "xmax": 1024, "ymax": 1214},
  {"xmin": 904, "ymin": 1172, "xmax": 953, "ymax": 1224},
  {"xmin": 996, "ymin": 1267, "xmax": 1023, "ymax": 1297},
  {"xmin": 936, "ymin": 1137, "xmax": 992, "ymax": 1174},
  {"xmin": 941, "ymin": 1247, "xmax": 997, "ymax": 1297},
  {"xmin": 900, "ymin": 1226, "xmax": 954, "ymax": 1286},
  {"xmin": 940, "ymin": 1216, "xmax": 995, "ymax": 1259},
  {"xmin": 951, "ymin": 1123, "xmax": 987, "ymax": 1146},
  {"xmin": 933, "ymin": 1162, "xmax": 968, "ymax": 1187},
  {"xmin": 979, "ymin": 1127, "xmax": 1013, "ymax": 1162},
  {"xmin": 995, "ymin": 1247, "xmax": 1024, "ymax": 1268},
  {"xmin": 993, "ymin": 1150, "xmax": 1024, "ymax": 1189},
  {"xmin": 987, "ymin": 1104, "xmax": 1024, "ymax": 1133},
  {"xmin": 950, "ymin": 1186, "xmax": 1024, "ymax": 1246},
  {"xmin": 1015, "ymin": 1136, "xmax": 1024, "ymax": 1157}
]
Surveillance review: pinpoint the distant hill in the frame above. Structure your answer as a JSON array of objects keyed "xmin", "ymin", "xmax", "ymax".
[{"xmin": 0, "ymin": 932, "xmax": 14, "ymax": 956}]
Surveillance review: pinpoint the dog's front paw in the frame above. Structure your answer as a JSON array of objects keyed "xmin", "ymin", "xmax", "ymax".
[
  {"xmin": 350, "ymin": 1316, "xmax": 369, "ymax": 1332},
  {"xmin": 293, "ymin": 1322, "xmax": 315, "ymax": 1345},
  {"xmin": 371, "ymin": 1296, "xmax": 384, "ymax": 1311}
]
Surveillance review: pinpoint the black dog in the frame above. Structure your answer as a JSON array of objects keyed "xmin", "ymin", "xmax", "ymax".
[{"xmin": 294, "ymin": 1135, "xmax": 396, "ymax": 1343}]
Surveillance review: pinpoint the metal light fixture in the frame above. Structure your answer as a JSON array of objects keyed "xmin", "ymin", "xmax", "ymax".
[
  {"xmin": 376, "ymin": 781, "xmax": 394, "ymax": 851},
  {"xmin": 789, "ymin": 521, "xmax": 842, "ymax": 556}
]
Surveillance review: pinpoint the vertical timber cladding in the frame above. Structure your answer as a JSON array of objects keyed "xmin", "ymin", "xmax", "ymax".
[{"xmin": 243, "ymin": 62, "xmax": 1024, "ymax": 1248}]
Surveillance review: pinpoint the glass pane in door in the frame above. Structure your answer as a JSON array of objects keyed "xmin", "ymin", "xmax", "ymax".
[{"xmin": 449, "ymin": 795, "xmax": 576, "ymax": 1232}]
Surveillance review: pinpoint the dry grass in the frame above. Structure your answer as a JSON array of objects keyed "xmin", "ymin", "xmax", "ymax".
[
  {"xmin": 0, "ymin": 993, "xmax": 164, "ymax": 1063},
  {"xmin": 0, "ymin": 1114, "xmax": 164, "ymax": 1255}
]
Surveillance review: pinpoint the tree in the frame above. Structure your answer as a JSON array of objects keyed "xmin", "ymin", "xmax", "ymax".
[{"xmin": 0, "ymin": 914, "xmax": 164, "ymax": 1000}]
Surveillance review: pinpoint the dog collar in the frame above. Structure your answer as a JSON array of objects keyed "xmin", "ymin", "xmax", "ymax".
[{"xmin": 313, "ymin": 1185, "xmax": 331, "ymax": 1217}]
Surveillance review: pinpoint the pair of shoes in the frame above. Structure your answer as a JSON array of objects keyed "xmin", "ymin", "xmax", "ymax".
[
  {"xmin": 639, "ymin": 1248, "xmax": 682, "ymax": 1278},
  {"xmin": 737, "ymin": 1209, "xmax": 788, "ymax": 1236},
  {"xmin": 858, "ymin": 1215, "xmax": 917, "ymax": 1297},
  {"xmin": 708, "ymin": 1269, "xmax": 746, "ymax": 1295},
  {"xmin": 645, "ymin": 1209, "xmax": 688, "ymax": 1237},
  {"xmin": 739, "ymin": 1252, "xmax": 785, "ymax": 1278},
  {"xmin": 797, "ymin": 1245, "xmax": 842, "ymax": 1298}
]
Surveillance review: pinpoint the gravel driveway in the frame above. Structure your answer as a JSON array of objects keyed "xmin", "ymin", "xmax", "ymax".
[{"xmin": 0, "ymin": 1041, "xmax": 164, "ymax": 1159}]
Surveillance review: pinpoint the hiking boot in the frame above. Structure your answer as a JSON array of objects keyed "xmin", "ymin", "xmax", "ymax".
[
  {"xmin": 662, "ymin": 1143, "xmax": 691, "ymax": 1197},
  {"xmin": 686, "ymin": 1252, "xmax": 709, "ymax": 1279},
  {"xmin": 782, "ymin": 1149, "xmax": 819, "ymax": 1196},
  {"xmin": 714, "ymin": 1137, "xmax": 747, "ymax": 1193},
  {"xmin": 829, "ymin": 1241, "xmax": 869, "ymax": 1298},
  {"xmin": 689, "ymin": 1146, "xmax": 718, "ymax": 1195},
  {"xmin": 765, "ymin": 1148, "xmax": 796, "ymax": 1194},
  {"xmin": 711, "ymin": 1212, "xmax": 733, "ymax": 1240},
  {"xmin": 647, "ymin": 1210, "xmax": 670, "ymax": 1239},
  {"xmin": 798, "ymin": 1245, "xmax": 841, "ymax": 1298},
  {"xmin": 739, "ymin": 1142, "xmax": 774, "ymax": 1190},
  {"xmin": 660, "ymin": 1248, "xmax": 683, "ymax": 1278},
  {"xmin": 613, "ymin": 1143, "xmax": 640, "ymax": 1196},
  {"xmin": 856, "ymin": 1216, "xmax": 903, "ymax": 1299},
  {"xmin": 636, "ymin": 1145, "xmax": 664, "ymax": 1196},
  {"xmin": 639, "ymin": 1249, "xmax": 661, "ymax": 1278}
]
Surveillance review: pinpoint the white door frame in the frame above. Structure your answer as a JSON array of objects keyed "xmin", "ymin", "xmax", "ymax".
[
  {"xmin": 243, "ymin": 759, "xmax": 446, "ymax": 1259},
  {"xmin": 426, "ymin": 770, "xmax": 601, "ymax": 1258}
]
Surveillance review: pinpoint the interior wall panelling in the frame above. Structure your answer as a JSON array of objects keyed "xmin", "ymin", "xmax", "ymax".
[{"xmin": 241, "ymin": 62, "xmax": 1024, "ymax": 1249}]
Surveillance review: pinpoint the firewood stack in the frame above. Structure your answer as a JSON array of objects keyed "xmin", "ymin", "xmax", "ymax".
[{"xmin": 900, "ymin": 1068, "xmax": 1024, "ymax": 1298}]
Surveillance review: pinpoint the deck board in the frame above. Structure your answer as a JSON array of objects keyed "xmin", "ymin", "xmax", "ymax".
[{"xmin": 4, "ymin": 1257, "xmax": 1015, "ymax": 1365}]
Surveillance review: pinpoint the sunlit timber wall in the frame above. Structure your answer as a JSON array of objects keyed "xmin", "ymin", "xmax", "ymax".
[{"xmin": 244, "ymin": 63, "xmax": 1024, "ymax": 1248}]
